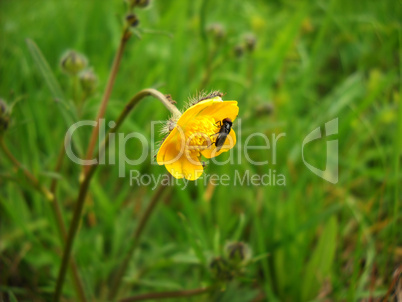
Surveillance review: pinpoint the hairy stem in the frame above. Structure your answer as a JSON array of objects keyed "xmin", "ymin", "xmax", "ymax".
[
  {"xmin": 84, "ymin": 27, "xmax": 131, "ymax": 174},
  {"xmin": 108, "ymin": 184, "xmax": 168, "ymax": 300},
  {"xmin": 119, "ymin": 287, "xmax": 212, "ymax": 302},
  {"xmin": 53, "ymin": 89, "xmax": 180, "ymax": 301}
]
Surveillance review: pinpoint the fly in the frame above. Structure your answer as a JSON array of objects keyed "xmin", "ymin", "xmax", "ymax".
[{"xmin": 214, "ymin": 118, "xmax": 232, "ymax": 151}]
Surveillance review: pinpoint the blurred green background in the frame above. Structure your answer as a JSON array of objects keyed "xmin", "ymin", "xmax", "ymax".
[{"xmin": 0, "ymin": 0, "xmax": 401, "ymax": 301}]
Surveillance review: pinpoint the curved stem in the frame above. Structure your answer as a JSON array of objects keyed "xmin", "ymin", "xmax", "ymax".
[
  {"xmin": 108, "ymin": 184, "xmax": 169, "ymax": 300},
  {"xmin": 84, "ymin": 27, "xmax": 131, "ymax": 174},
  {"xmin": 115, "ymin": 88, "xmax": 181, "ymax": 123},
  {"xmin": 0, "ymin": 139, "xmax": 54, "ymax": 201},
  {"xmin": 53, "ymin": 88, "xmax": 179, "ymax": 301},
  {"xmin": 119, "ymin": 287, "xmax": 212, "ymax": 302}
]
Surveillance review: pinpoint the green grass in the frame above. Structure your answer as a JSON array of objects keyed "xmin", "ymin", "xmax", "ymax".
[{"xmin": 0, "ymin": 0, "xmax": 401, "ymax": 301}]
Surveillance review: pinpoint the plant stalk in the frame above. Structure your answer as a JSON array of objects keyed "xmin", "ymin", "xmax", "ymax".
[
  {"xmin": 0, "ymin": 139, "xmax": 87, "ymax": 302},
  {"xmin": 84, "ymin": 27, "xmax": 131, "ymax": 174},
  {"xmin": 50, "ymin": 144, "xmax": 88, "ymax": 302},
  {"xmin": 53, "ymin": 89, "xmax": 180, "ymax": 301},
  {"xmin": 108, "ymin": 184, "xmax": 168, "ymax": 300}
]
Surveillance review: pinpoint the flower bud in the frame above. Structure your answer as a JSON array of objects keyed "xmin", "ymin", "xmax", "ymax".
[
  {"xmin": 233, "ymin": 44, "xmax": 244, "ymax": 58},
  {"xmin": 207, "ymin": 23, "xmax": 226, "ymax": 42},
  {"xmin": 224, "ymin": 242, "xmax": 251, "ymax": 266},
  {"xmin": 60, "ymin": 50, "xmax": 88, "ymax": 75},
  {"xmin": 126, "ymin": 13, "xmax": 139, "ymax": 27},
  {"xmin": 135, "ymin": 0, "xmax": 150, "ymax": 8},
  {"xmin": 255, "ymin": 103, "xmax": 274, "ymax": 117},
  {"xmin": 79, "ymin": 69, "xmax": 98, "ymax": 95},
  {"xmin": 209, "ymin": 257, "xmax": 233, "ymax": 281},
  {"xmin": 0, "ymin": 99, "xmax": 10, "ymax": 135},
  {"xmin": 126, "ymin": 0, "xmax": 150, "ymax": 8},
  {"xmin": 244, "ymin": 33, "xmax": 257, "ymax": 52}
]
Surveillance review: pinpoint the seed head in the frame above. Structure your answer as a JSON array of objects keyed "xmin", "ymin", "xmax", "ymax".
[{"xmin": 60, "ymin": 50, "xmax": 88, "ymax": 75}]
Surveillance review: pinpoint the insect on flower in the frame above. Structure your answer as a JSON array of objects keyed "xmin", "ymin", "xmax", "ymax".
[
  {"xmin": 157, "ymin": 95, "xmax": 239, "ymax": 180},
  {"xmin": 214, "ymin": 118, "xmax": 233, "ymax": 152}
]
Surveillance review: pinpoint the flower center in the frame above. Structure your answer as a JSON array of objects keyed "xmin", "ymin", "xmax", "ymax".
[{"xmin": 184, "ymin": 116, "xmax": 219, "ymax": 156}]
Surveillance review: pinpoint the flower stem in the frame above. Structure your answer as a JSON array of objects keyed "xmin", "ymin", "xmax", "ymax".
[
  {"xmin": 0, "ymin": 139, "xmax": 87, "ymax": 302},
  {"xmin": 119, "ymin": 287, "xmax": 212, "ymax": 302},
  {"xmin": 53, "ymin": 88, "xmax": 180, "ymax": 301},
  {"xmin": 53, "ymin": 163, "xmax": 97, "ymax": 302},
  {"xmin": 0, "ymin": 139, "xmax": 54, "ymax": 201},
  {"xmin": 54, "ymin": 26, "xmax": 132, "ymax": 301},
  {"xmin": 84, "ymin": 27, "xmax": 131, "ymax": 174},
  {"xmin": 108, "ymin": 184, "xmax": 169, "ymax": 300},
  {"xmin": 50, "ymin": 144, "xmax": 88, "ymax": 302}
]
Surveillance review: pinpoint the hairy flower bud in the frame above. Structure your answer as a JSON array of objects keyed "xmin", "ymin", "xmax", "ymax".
[
  {"xmin": 126, "ymin": 13, "xmax": 139, "ymax": 27},
  {"xmin": 60, "ymin": 50, "xmax": 88, "ymax": 75},
  {"xmin": 255, "ymin": 103, "xmax": 274, "ymax": 117},
  {"xmin": 244, "ymin": 33, "xmax": 257, "ymax": 52},
  {"xmin": 126, "ymin": 0, "xmax": 150, "ymax": 9},
  {"xmin": 207, "ymin": 23, "xmax": 226, "ymax": 42},
  {"xmin": 233, "ymin": 44, "xmax": 244, "ymax": 58},
  {"xmin": 79, "ymin": 69, "xmax": 97, "ymax": 94},
  {"xmin": 224, "ymin": 242, "xmax": 252, "ymax": 266},
  {"xmin": 0, "ymin": 99, "xmax": 10, "ymax": 135},
  {"xmin": 135, "ymin": 0, "xmax": 150, "ymax": 8}
]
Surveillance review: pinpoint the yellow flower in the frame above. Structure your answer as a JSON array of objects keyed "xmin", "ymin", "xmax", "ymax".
[{"xmin": 157, "ymin": 96, "xmax": 239, "ymax": 180}]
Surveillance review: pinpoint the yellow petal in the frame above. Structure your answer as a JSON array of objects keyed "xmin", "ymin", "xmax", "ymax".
[
  {"xmin": 196, "ymin": 101, "xmax": 239, "ymax": 125},
  {"xmin": 165, "ymin": 154, "xmax": 204, "ymax": 180},
  {"xmin": 177, "ymin": 97, "xmax": 238, "ymax": 128},
  {"xmin": 157, "ymin": 128, "xmax": 204, "ymax": 180},
  {"xmin": 201, "ymin": 128, "xmax": 236, "ymax": 159},
  {"xmin": 156, "ymin": 127, "xmax": 181, "ymax": 165}
]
